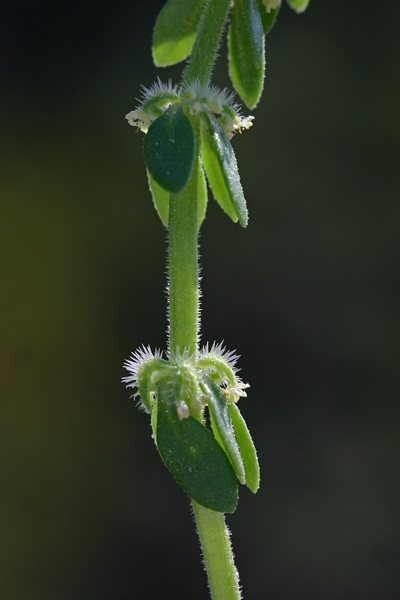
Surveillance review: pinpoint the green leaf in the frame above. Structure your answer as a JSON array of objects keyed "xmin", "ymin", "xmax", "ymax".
[
  {"xmin": 156, "ymin": 387, "xmax": 238, "ymax": 513},
  {"xmin": 197, "ymin": 163, "xmax": 208, "ymax": 230},
  {"xmin": 152, "ymin": 0, "xmax": 208, "ymax": 66},
  {"xmin": 286, "ymin": 0, "xmax": 310, "ymax": 13},
  {"xmin": 144, "ymin": 105, "xmax": 195, "ymax": 194},
  {"xmin": 148, "ymin": 162, "xmax": 207, "ymax": 230},
  {"xmin": 229, "ymin": 403, "xmax": 260, "ymax": 493},
  {"xmin": 147, "ymin": 170, "xmax": 169, "ymax": 228},
  {"xmin": 228, "ymin": 0, "xmax": 265, "ymax": 109},
  {"xmin": 200, "ymin": 111, "xmax": 248, "ymax": 227},
  {"xmin": 256, "ymin": 0, "xmax": 281, "ymax": 35},
  {"xmin": 203, "ymin": 377, "xmax": 245, "ymax": 485}
]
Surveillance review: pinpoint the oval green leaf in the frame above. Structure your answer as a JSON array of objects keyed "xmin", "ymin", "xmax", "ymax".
[
  {"xmin": 200, "ymin": 111, "xmax": 248, "ymax": 227},
  {"xmin": 152, "ymin": 0, "xmax": 208, "ymax": 66},
  {"xmin": 286, "ymin": 0, "xmax": 311, "ymax": 13},
  {"xmin": 256, "ymin": 0, "xmax": 281, "ymax": 35},
  {"xmin": 203, "ymin": 377, "xmax": 245, "ymax": 485},
  {"xmin": 144, "ymin": 105, "xmax": 195, "ymax": 194},
  {"xmin": 157, "ymin": 388, "xmax": 238, "ymax": 513},
  {"xmin": 148, "ymin": 163, "xmax": 207, "ymax": 230},
  {"xmin": 228, "ymin": 0, "xmax": 265, "ymax": 109},
  {"xmin": 229, "ymin": 403, "xmax": 260, "ymax": 493},
  {"xmin": 147, "ymin": 169, "xmax": 169, "ymax": 228}
]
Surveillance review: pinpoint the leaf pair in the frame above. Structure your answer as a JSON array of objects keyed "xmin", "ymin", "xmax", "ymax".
[
  {"xmin": 144, "ymin": 104, "xmax": 248, "ymax": 228},
  {"xmin": 155, "ymin": 380, "xmax": 259, "ymax": 513},
  {"xmin": 147, "ymin": 167, "xmax": 207, "ymax": 230},
  {"xmin": 203, "ymin": 376, "xmax": 259, "ymax": 494},
  {"xmin": 156, "ymin": 387, "xmax": 239, "ymax": 513},
  {"xmin": 200, "ymin": 111, "xmax": 248, "ymax": 227},
  {"xmin": 153, "ymin": 0, "xmax": 310, "ymax": 110}
]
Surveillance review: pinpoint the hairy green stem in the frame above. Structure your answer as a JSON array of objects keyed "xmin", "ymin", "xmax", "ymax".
[
  {"xmin": 182, "ymin": 0, "xmax": 232, "ymax": 87},
  {"xmin": 168, "ymin": 3, "xmax": 242, "ymax": 598},
  {"xmin": 192, "ymin": 501, "xmax": 241, "ymax": 600},
  {"xmin": 168, "ymin": 128, "xmax": 200, "ymax": 356}
]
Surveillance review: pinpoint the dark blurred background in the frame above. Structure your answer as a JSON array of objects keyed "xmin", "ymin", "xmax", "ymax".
[{"xmin": 1, "ymin": 1, "xmax": 399, "ymax": 598}]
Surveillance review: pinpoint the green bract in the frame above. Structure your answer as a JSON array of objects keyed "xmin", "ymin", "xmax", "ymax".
[
  {"xmin": 152, "ymin": 0, "xmax": 208, "ymax": 66},
  {"xmin": 203, "ymin": 376, "xmax": 246, "ymax": 485},
  {"xmin": 230, "ymin": 403, "xmax": 260, "ymax": 493},
  {"xmin": 135, "ymin": 356, "xmax": 166, "ymax": 413},
  {"xmin": 148, "ymin": 163, "xmax": 208, "ymax": 230},
  {"xmin": 228, "ymin": 0, "xmax": 265, "ymax": 109},
  {"xmin": 287, "ymin": 0, "xmax": 311, "ymax": 13},
  {"xmin": 197, "ymin": 163, "xmax": 208, "ymax": 228},
  {"xmin": 156, "ymin": 386, "xmax": 239, "ymax": 513},
  {"xmin": 147, "ymin": 170, "xmax": 169, "ymax": 228},
  {"xmin": 144, "ymin": 104, "xmax": 195, "ymax": 193},
  {"xmin": 200, "ymin": 110, "xmax": 248, "ymax": 227},
  {"xmin": 256, "ymin": 0, "xmax": 281, "ymax": 35}
]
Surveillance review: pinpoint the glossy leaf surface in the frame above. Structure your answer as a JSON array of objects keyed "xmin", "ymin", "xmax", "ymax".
[
  {"xmin": 200, "ymin": 111, "xmax": 248, "ymax": 227},
  {"xmin": 152, "ymin": 0, "xmax": 208, "ymax": 66},
  {"xmin": 229, "ymin": 403, "xmax": 260, "ymax": 493},
  {"xmin": 256, "ymin": 0, "xmax": 280, "ymax": 35},
  {"xmin": 157, "ymin": 388, "xmax": 238, "ymax": 513},
  {"xmin": 144, "ymin": 105, "xmax": 195, "ymax": 193},
  {"xmin": 228, "ymin": 0, "xmax": 265, "ymax": 109},
  {"xmin": 286, "ymin": 0, "xmax": 310, "ymax": 13},
  {"xmin": 204, "ymin": 377, "xmax": 245, "ymax": 484}
]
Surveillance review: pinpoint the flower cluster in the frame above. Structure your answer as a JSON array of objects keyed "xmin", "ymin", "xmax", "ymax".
[
  {"xmin": 123, "ymin": 342, "xmax": 250, "ymax": 419},
  {"xmin": 126, "ymin": 78, "xmax": 254, "ymax": 140},
  {"xmin": 125, "ymin": 78, "xmax": 179, "ymax": 133}
]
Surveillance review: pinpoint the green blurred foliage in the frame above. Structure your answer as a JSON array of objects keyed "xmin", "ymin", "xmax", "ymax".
[{"xmin": 1, "ymin": 1, "xmax": 399, "ymax": 599}]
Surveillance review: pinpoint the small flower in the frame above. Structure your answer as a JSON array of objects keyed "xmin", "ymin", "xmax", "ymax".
[
  {"xmin": 189, "ymin": 101, "xmax": 202, "ymax": 116},
  {"xmin": 262, "ymin": 0, "xmax": 281, "ymax": 13},
  {"xmin": 125, "ymin": 109, "xmax": 152, "ymax": 133},
  {"xmin": 125, "ymin": 78, "xmax": 179, "ymax": 132},
  {"xmin": 126, "ymin": 78, "xmax": 254, "ymax": 143},
  {"xmin": 176, "ymin": 400, "xmax": 190, "ymax": 420},
  {"xmin": 224, "ymin": 380, "xmax": 250, "ymax": 404}
]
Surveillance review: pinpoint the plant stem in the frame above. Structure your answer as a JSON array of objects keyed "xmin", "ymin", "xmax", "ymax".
[
  {"xmin": 167, "ymin": 133, "xmax": 241, "ymax": 600},
  {"xmin": 192, "ymin": 501, "xmax": 241, "ymax": 600},
  {"xmin": 168, "ymin": 3, "xmax": 241, "ymax": 598},
  {"xmin": 167, "ymin": 124, "xmax": 241, "ymax": 600},
  {"xmin": 168, "ymin": 128, "xmax": 200, "ymax": 356},
  {"xmin": 182, "ymin": 0, "xmax": 232, "ymax": 87}
]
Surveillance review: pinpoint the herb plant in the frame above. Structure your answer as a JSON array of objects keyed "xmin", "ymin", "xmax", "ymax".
[{"xmin": 123, "ymin": 0, "xmax": 310, "ymax": 598}]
